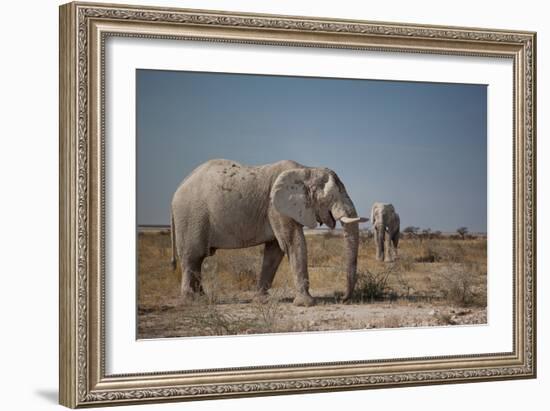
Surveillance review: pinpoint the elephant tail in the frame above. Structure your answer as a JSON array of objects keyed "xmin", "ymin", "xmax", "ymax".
[{"xmin": 170, "ymin": 210, "xmax": 177, "ymax": 270}]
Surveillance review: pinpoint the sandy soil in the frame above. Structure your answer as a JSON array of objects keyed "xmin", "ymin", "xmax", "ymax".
[{"xmin": 138, "ymin": 298, "xmax": 487, "ymax": 339}]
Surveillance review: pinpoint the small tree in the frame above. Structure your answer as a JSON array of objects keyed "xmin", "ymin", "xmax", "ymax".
[
  {"xmin": 403, "ymin": 226, "xmax": 420, "ymax": 238},
  {"xmin": 457, "ymin": 227, "xmax": 468, "ymax": 240},
  {"xmin": 432, "ymin": 230, "xmax": 442, "ymax": 239}
]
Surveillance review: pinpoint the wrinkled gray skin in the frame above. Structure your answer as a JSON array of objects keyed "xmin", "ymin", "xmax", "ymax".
[
  {"xmin": 370, "ymin": 202, "xmax": 400, "ymax": 262},
  {"xmin": 170, "ymin": 159, "xmax": 368, "ymax": 306}
]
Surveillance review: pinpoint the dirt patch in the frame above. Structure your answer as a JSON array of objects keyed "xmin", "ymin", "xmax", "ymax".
[{"xmin": 138, "ymin": 299, "xmax": 487, "ymax": 338}]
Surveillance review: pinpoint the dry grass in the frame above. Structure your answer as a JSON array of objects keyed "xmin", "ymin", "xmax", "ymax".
[{"xmin": 137, "ymin": 230, "xmax": 487, "ymax": 338}]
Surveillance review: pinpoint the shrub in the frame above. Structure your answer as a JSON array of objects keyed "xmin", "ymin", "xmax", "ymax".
[
  {"xmin": 439, "ymin": 263, "xmax": 484, "ymax": 306},
  {"xmin": 252, "ymin": 290, "xmax": 285, "ymax": 332},
  {"xmin": 354, "ymin": 268, "xmax": 393, "ymax": 302},
  {"xmin": 184, "ymin": 302, "xmax": 257, "ymax": 335}
]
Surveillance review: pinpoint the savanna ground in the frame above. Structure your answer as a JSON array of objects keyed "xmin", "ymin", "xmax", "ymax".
[{"xmin": 137, "ymin": 229, "xmax": 487, "ymax": 338}]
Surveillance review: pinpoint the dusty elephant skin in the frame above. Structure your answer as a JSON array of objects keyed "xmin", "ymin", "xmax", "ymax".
[{"xmin": 170, "ymin": 159, "xmax": 368, "ymax": 306}]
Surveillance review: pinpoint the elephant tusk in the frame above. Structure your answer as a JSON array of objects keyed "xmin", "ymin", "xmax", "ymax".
[{"xmin": 340, "ymin": 216, "xmax": 369, "ymax": 224}]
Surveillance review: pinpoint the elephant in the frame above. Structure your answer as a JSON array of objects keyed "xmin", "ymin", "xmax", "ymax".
[
  {"xmin": 370, "ymin": 202, "xmax": 400, "ymax": 262},
  {"xmin": 170, "ymin": 159, "xmax": 368, "ymax": 306}
]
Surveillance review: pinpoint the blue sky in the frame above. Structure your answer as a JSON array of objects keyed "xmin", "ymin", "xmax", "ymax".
[{"xmin": 136, "ymin": 70, "xmax": 487, "ymax": 232}]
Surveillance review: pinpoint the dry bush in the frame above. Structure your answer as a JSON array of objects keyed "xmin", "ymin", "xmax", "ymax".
[
  {"xmin": 438, "ymin": 263, "xmax": 486, "ymax": 307},
  {"xmin": 184, "ymin": 302, "xmax": 257, "ymax": 335},
  {"xmin": 251, "ymin": 288, "xmax": 287, "ymax": 331},
  {"xmin": 181, "ymin": 280, "xmax": 289, "ymax": 336},
  {"xmin": 186, "ymin": 304, "xmax": 237, "ymax": 335},
  {"xmin": 253, "ymin": 299, "xmax": 280, "ymax": 331},
  {"xmin": 354, "ymin": 266, "xmax": 394, "ymax": 302}
]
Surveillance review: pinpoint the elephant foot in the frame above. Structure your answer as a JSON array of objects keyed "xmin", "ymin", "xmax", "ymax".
[
  {"xmin": 342, "ymin": 294, "xmax": 353, "ymax": 304},
  {"xmin": 293, "ymin": 293, "xmax": 315, "ymax": 307},
  {"xmin": 253, "ymin": 292, "xmax": 270, "ymax": 304},
  {"xmin": 180, "ymin": 289, "xmax": 202, "ymax": 305}
]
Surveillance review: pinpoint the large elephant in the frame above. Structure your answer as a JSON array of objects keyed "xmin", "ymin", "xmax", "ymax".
[
  {"xmin": 370, "ymin": 202, "xmax": 400, "ymax": 262},
  {"xmin": 170, "ymin": 159, "xmax": 367, "ymax": 306}
]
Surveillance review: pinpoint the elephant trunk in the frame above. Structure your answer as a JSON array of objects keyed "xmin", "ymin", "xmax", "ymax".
[
  {"xmin": 342, "ymin": 222, "xmax": 359, "ymax": 302},
  {"xmin": 331, "ymin": 199, "xmax": 361, "ymax": 302}
]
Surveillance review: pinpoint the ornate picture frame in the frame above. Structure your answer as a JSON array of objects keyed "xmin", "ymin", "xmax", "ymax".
[{"xmin": 59, "ymin": 2, "xmax": 536, "ymax": 408}]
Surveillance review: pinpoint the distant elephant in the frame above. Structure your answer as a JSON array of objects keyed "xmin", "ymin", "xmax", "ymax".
[
  {"xmin": 170, "ymin": 159, "xmax": 368, "ymax": 306},
  {"xmin": 370, "ymin": 202, "xmax": 400, "ymax": 262}
]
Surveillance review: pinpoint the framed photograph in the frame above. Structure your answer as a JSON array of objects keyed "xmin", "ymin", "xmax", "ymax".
[{"xmin": 59, "ymin": 1, "xmax": 536, "ymax": 408}]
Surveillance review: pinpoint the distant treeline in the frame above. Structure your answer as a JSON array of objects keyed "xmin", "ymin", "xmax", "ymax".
[{"xmin": 138, "ymin": 225, "xmax": 486, "ymax": 239}]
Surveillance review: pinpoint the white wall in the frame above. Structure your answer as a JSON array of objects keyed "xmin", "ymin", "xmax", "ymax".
[{"xmin": 0, "ymin": 0, "xmax": 546, "ymax": 410}]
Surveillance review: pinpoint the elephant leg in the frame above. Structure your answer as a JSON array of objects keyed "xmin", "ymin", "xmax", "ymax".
[
  {"xmin": 373, "ymin": 229, "xmax": 379, "ymax": 260},
  {"xmin": 257, "ymin": 240, "xmax": 284, "ymax": 296},
  {"xmin": 375, "ymin": 227, "xmax": 385, "ymax": 261},
  {"xmin": 180, "ymin": 256, "xmax": 205, "ymax": 298},
  {"xmin": 384, "ymin": 232, "xmax": 393, "ymax": 262},
  {"xmin": 392, "ymin": 231, "xmax": 400, "ymax": 258},
  {"xmin": 286, "ymin": 229, "xmax": 315, "ymax": 307},
  {"xmin": 191, "ymin": 256, "xmax": 206, "ymax": 294},
  {"xmin": 176, "ymin": 220, "xmax": 209, "ymax": 299}
]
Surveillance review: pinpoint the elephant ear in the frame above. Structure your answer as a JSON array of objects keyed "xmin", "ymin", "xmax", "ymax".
[{"xmin": 271, "ymin": 169, "xmax": 318, "ymax": 229}]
